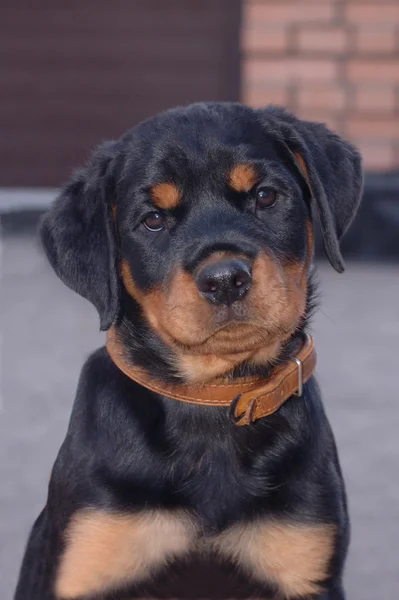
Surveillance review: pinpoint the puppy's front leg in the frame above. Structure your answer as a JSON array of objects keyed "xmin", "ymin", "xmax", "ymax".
[
  {"xmin": 14, "ymin": 508, "xmax": 57, "ymax": 600},
  {"xmin": 318, "ymin": 583, "xmax": 346, "ymax": 600}
]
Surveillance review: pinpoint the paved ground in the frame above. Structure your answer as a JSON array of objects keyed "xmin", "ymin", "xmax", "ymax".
[{"xmin": 0, "ymin": 226, "xmax": 398, "ymax": 600}]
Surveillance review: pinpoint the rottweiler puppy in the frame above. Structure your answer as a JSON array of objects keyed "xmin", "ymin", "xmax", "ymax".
[{"xmin": 14, "ymin": 103, "xmax": 362, "ymax": 600}]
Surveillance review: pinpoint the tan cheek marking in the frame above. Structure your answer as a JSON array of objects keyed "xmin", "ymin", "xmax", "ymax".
[
  {"xmin": 148, "ymin": 269, "xmax": 216, "ymax": 348},
  {"xmin": 249, "ymin": 239, "xmax": 311, "ymax": 344},
  {"xmin": 151, "ymin": 182, "xmax": 181, "ymax": 210},
  {"xmin": 55, "ymin": 509, "xmax": 195, "ymax": 599},
  {"xmin": 283, "ymin": 219, "xmax": 314, "ymax": 302},
  {"xmin": 213, "ymin": 521, "xmax": 336, "ymax": 598},
  {"xmin": 121, "ymin": 261, "xmax": 223, "ymax": 375},
  {"xmin": 229, "ymin": 164, "xmax": 258, "ymax": 192},
  {"xmin": 282, "ymin": 258, "xmax": 307, "ymax": 322},
  {"xmin": 121, "ymin": 258, "xmax": 142, "ymax": 302},
  {"xmin": 121, "ymin": 260, "xmax": 207, "ymax": 346},
  {"xmin": 121, "ymin": 259, "xmax": 170, "ymax": 340},
  {"xmin": 250, "ymin": 252, "xmax": 303, "ymax": 339},
  {"xmin": 121, "ymin": 258, "xmax": 164, "ymax": 331}
]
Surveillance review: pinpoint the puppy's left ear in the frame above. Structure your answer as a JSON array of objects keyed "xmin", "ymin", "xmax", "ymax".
[
  {"xmin": 260, "ymin": 107, "xmax": 363, "ymax": 272},
  {"xmin": 40, "ymin": 141, "xmax": 120, "ymax": 330}
]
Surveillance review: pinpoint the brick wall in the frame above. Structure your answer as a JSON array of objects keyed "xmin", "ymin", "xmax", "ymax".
[{"xmin": 241, "ymin": 0, "xmax": 399, "ymax": 171}]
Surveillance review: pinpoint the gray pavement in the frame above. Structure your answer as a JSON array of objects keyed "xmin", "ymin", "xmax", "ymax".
[{"xmin": 0, "ymin": 227, "xmax": 398, "ymax": 600}]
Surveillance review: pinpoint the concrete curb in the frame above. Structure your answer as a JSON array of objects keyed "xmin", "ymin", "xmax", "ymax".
[{"xmin": 0, "ymin": 189, "xmax": 57, "ymax": 213}]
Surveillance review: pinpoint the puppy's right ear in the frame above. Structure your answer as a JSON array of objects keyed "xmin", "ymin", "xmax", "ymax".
[{"xmin": 40, "ymin": 141, "xmax": 120, "ymax": 331}]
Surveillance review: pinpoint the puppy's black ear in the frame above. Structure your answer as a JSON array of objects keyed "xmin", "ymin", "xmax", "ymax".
[
  {"xmin": 40, "ymin": 141, "xmax": 120, "ymax": 330},
  {"xmin": 260, "ymin": 107, "xmax": 363, "ymax": 272}
]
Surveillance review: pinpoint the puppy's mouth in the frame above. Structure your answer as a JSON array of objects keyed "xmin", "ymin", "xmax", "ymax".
[{"xmin": 178, "ymin": 322, "xmax": 272, "ymax": 356}]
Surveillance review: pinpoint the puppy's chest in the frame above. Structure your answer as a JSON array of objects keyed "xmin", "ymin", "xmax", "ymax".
[
  {"xmin": 57, "ymin": 424, "xmax": 336, "ymax": 599},
  {"xmin": 56, "ymin": 505, "xmax": 336, "ymax": 600}
]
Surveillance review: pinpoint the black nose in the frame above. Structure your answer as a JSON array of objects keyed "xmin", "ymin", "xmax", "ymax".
[{"xmin": 196, "ymin": 258, "xmax": 252, "ymax": 305}]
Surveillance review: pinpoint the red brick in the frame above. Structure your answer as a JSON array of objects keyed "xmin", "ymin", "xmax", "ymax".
[
  {"xmin": 346, "ymin": 3, "xmax": 399, "ymax": 24},
  {"xmin": 243, "ymin": 58, "xmax": 338, "ymax": 84},
  {"xmin": 243, "ymin": 86, "xmax": 290, "ymax": 108},
  {"xmin": 244, "ymin": 2, "xmax": 335, "ymax": 26},
  {"xmin": 296, "ymin": 109, "xmax": 340, "ymax": 132},
  {"xmin": 352, "ymin": 139, "xmax": 395, "ymax": 171},
  {"xmin": 347, "ymin": 60, "xmax": 399, "ymax": 84},
  {"xmin": 355, "ymin": 27, "xmax": 397, "ymax": 54},
  {"xmin": 296, "ymin": 27, "xmax": 347, "ymax": 54},
  {"xmin": 297, "ymin": 84, "xmax": 346, "ymax": 110},
  {"xmin": 347, "ymin": 118, "xmax": 399, "ymax": 139},
  {"xmin": 353, "ymin": 86, "xmax": 396, "ymax": 112},
  {"xmin": 242, "ymin": 26, "xmax": 289, "ymax": 53}
]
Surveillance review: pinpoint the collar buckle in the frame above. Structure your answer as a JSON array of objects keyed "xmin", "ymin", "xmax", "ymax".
[
  {"xmin": 229, "ymin": 394, "xmax": 257, "ymax": 426},
  {"xmin": 289, "ymin": 357, "xmax": 303, "ymax": 397},
  {"xmin": 288, "ymin": 332, "xmax": 310, "ymax": 397}
]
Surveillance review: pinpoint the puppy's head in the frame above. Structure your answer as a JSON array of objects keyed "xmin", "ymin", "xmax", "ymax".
[{"xmin": 41, "ymin": 103, "xmax": 362, "ymax": 382}]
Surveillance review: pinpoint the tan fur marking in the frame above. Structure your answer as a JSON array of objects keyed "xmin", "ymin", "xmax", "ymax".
[
  {"xmin": 213, "ymin": 521, "xmax": 336, "ymax": 598},
  {"xmin": 121, "ymin": 258, "xmax": 142, "ymax": 302},
  {"xmin": 250, "ymin": 253, "xmax": 307, "ymax": 340},
  {"xmin": 55, "ymin": 509, "xmax": 195, "ymax": 599},
  {"xmin": 283, "ymin": 220, "xmax": 314, "ymax": 299},
  {"xmin": 249, "ymin": 342, "xmax": 282, "ymax": 368},
  {"xmin": 229, "ymin": 164, "xmax": 258, "ymax": 192},
  {"xmin": 151, "ymin": 182, "xmax": 181, "ymax": 210}
]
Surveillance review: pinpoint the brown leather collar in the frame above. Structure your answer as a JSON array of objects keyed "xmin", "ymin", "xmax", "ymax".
[{"xmin": 106, "ymin": 328, "xmax": 317, "ymax": 426}]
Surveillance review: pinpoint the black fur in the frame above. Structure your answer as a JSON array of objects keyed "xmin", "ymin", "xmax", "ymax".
[{"xmin": 15, "ymin": 103, "xmax": 362, "ymax": 600}]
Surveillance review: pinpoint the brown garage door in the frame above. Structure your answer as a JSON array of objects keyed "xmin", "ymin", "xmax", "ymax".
[{"xmin": 0, "ymin": 1, "xmax": 241, "ymax": 186}]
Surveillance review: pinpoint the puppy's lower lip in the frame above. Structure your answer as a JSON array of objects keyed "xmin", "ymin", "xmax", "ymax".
[{"xmin": 212, "ymin": 322, "xmax": 256, "ymax": 339}]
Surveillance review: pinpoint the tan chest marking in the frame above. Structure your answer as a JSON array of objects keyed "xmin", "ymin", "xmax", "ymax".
[
  {"xmin": 212, "ymin": 520, "xmax": 336, "ymax": 599},
  {"xmin": 55, "ymin": 509, "xmax": 196, "ymax": 599}
]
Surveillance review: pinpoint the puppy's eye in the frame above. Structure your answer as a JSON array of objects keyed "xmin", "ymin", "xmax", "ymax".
[
  {"xmin": 143, "ymin": 212, "xmax": 165, "ymax": 232},
  {"xmin": 256, "ymin": 188, "xmax": 277, "ymax": 209}
]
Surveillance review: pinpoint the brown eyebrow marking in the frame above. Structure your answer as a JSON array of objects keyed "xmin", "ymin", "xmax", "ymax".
[
  {"xmin": 228, "ymin": 164, "xmax": 258, "ymax": 192},
  {"xmin": 151, "ymin": 182, "xmax": 181, "ymax": 209}
]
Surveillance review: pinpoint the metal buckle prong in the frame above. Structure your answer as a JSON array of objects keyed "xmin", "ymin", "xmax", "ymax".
[{"xmin": 290, "ymin": 357, "xmax": 303, "ymax": 397}]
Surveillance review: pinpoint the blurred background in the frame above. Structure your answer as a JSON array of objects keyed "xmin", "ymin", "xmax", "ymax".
[{"xmin": 0, "ymin": 1, "xmax": 398, "ymax": 599}]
